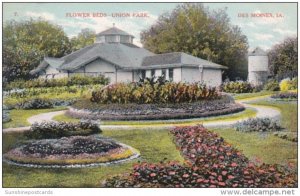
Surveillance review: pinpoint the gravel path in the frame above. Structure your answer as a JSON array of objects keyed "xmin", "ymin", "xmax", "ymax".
[
  {"xmin": 27, "ymin": 110, "xmax": 66, "ymax": 124},
  {"xmin": 2, "ymin": 97, "xmax": 281, "ymax": 132}
]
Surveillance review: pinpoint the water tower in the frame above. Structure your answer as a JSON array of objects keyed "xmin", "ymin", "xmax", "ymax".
[{"xmin": 248, "ymin": 47, "xmax": 269, "ymax": 86}]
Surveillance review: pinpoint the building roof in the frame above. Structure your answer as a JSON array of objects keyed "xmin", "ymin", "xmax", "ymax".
[
  {"xmin": 96, "ymin": 26, "xmax": 134, "ymax": 37},
  {"xmin": 248, "ymin": 47, "xmax": 267, "ymax": 56},
  {"xmin": 141, "ymin": 52, "xmax": 227, "ymax": 69},
  {"xmin": 31, "ymin": 43, "xmax": 154, "ymax": 73}
]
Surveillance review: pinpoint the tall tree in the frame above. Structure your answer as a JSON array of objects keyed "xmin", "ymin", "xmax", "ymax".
[
  {"xmin": 141, "ymin": 3, "xmax": 249, "ymax": 80},
  {"xmin": 268, "ymin": 37, "xmax": 297, "ymax": 80},
  {"xmin": 3, "ymin": 19, "xmax": 71, "ymax": 83},
  {"xmin": 70, "ymin": 28, "xmax": 96, "ymax": 52}
]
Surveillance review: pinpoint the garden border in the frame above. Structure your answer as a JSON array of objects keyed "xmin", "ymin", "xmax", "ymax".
[
  {"xmin": 3, "ymin": 143, "xmax": 140, "ymax": 169},
  {"xmin": 67, "ymin": 103, "xmax": 245, "ymax": 121}
]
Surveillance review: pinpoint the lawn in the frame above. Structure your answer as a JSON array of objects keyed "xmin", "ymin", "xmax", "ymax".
[
  {"xmin": 233, "ymin": 91, "xmax": 276, "ymax": 100},
  {"xmin": 3, "ymin": 129, "xmax": 183, "ymax": 187},
  {"xmin": 211, "ymin": 127, "xmax": 297, "ymax": 166},
  {"xmin": 210, "ymin": 98, "xmax": 298, "ymax": 166},
  {"xmin": 3, "ymin": 107, "xmax": 67, "ymax": 129}
]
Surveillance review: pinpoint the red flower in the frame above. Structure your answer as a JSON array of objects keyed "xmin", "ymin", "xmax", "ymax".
[
  {"xmin": 182, "ymin": 174, "xmax": 189, "ymax": 178},
  {"xmin": 133, "ymin": 172, "xmax": 140, "ymax": 176},
  {"xmin": 228, "ymin": 175, "xmax": 235, "ymax": 179},
  {"xmin": 222, "ymin": 171, "xmax": 227, "ymax": 176},
  {"xmin": 150, "ymin": 173, "xmax": 156, "ymax": 177},
  {"xmin": 218, "ymin": 182, "xmax": 226, "ymax": 186},
  {"xmin": 231, "ymin": 162, "xmax": 238, "ymax": 167},
  {"xmin": 197, "ymin": 178, "xmax": 204, "ymax": 183}
]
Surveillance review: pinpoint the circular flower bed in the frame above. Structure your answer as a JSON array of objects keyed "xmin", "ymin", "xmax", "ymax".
[
  {"xmin": 68, "ymin": 95, "xmax": 244, "ymax": 121},
  {"xmin": 4, "ymin": 135, "xmax": 139, "ymax": 167}
]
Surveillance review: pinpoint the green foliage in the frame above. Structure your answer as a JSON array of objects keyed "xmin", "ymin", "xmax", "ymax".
[
  {"xmin": 221, "ymin": 81, "xmax": 254, "ymax": 93},
  {"xmin": 70, "ymin": 28, "xmax": 96, "ymax": 51},
  {"xmin": 264, "ymin": 79, "xmax": 280, "ymax": 91},
  {"xmin": 17, "ymin": 98, "xmax": 53, "ymax": 109},
  {"xmin": 279, "ymin": 78, "xmax": 298, "ymax": 91},
  {"xmin": 91, "ymin": 81, "xmax": 219, "ymax": 104},
  {"xmin": 3, "ymin": 19, "xmax": 72, "ymax": 83},
  {"xmin": 268, "ymin": 37, "xmax": 297, "ymax": 80},
  {"xmin": 140, "ymin": 3, "xmax": 249, "ymax": 80},
  {"xmin": 26, "ymin": 121, "xmax": 101, "ymax": 139},
  {"xmin": 5, "ymin": 75, "xmax": 109, "ymax": 90},
  {"xmin": 235, "ymin": 118, "xmax": 282, "ymax": 133}
]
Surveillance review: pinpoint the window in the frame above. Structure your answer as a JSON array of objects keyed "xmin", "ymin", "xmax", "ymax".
[
  {"xmin": 162, "ymin": 69, "xmax": 167, "ymax": 80},
  {"xmin": 151, "ymin": 70, "xmax": 155, "ymax": 77},
  {"xmin": 141, "ymin": 70, "xmax": 146, "ymax": 79},
  {"xmin": 169, "ymin": 68, "xmax": 174, "ymax": 81}
]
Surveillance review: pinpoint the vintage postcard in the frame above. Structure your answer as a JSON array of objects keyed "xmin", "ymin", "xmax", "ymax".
[{"xmin": 1, "ymin": 1, "xmax": 298, "ymax": 195}]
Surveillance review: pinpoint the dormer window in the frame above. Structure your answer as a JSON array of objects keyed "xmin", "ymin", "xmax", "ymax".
[{"xmin": 95, "ymin": 24, "xmax": 134, "ymax": 44}]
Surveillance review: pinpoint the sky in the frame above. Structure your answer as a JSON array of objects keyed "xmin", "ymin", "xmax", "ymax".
[{"xmin": 3, "ymin": 2, "xmax": 297, "ymax": 51}]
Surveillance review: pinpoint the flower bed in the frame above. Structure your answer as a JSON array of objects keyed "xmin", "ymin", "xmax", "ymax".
[
  {"xmin": 68, "ymin": 95, "xmax": 244, "ymax": 121},
  {"xmin": 104, "ymin": 125, "xmax": 297, "ymax": 188},
  {"xmin": 25, "ymin": 121, "xmax": 101, "ymax": 139},
  {"xmin": 4, "ymin": 135, "xmax": 138, "ymax": 166},
  {"xmin": 91, "ymin": 82, "xmax": 219, "ymax": 104}
]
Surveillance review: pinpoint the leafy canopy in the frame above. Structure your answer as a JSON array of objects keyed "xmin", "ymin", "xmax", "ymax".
[
  {"xmin": 140, "ymin": 3, "xmax": 249, "ymax": 80},
  {"xmin": 3, "ymin": 19, "xmax": 71, "ymax": 83},
  {"xmin": 268, "ymin": 37, "xmax": 297, "ymax": 80}
]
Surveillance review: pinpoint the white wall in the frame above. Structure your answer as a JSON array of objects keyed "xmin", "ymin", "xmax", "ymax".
[
  {"xmin": 117, "ymin": 71, "xmax": 133, "ymax": 82},
  {"xmin": 146, "ymin": 70, "xmax": 151, "ymax": 78},
  {"xmin": 83, "ymin": 58, "xmax": 116, "ymax": 83},
  {"xmin": 173, "ymin": 68, "xmax": 182, "ymax": 82},
  {"xmin": 202, "ymin": 69, "xmax": 222, "ymax": 87},
  {"xmin": 248, "ymin": 56, "xmax": 268, "ymax": 72},
  {"xmin": 181, "ymin": 68, "xmax": 200, "ymax": 83},
  {"xmin": 84, "ymin": 59, "xmax": 115, "ymax": 72},
  {"xmin": 155, "ymin": 69, "xmax": 162, "ymax": 77},
  {"xmin": 45, "ymin": 66, "xmax": 60, "ymax": 74}
]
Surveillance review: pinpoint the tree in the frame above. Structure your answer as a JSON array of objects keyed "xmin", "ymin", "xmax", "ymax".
[
  {"xmin": 268, "ymin": 37, "xmax": 298, "ymax": 80},
  {"xmin": 3, "ymin": 19, "xmax": 71, "ymax": 83},
  {"xmin": 70, "ymin": 28, "xmax": 96, "ymax": 52},
  {"xmin": 140, "ymin": 3, "xmax": 249, "ymax": 80}
]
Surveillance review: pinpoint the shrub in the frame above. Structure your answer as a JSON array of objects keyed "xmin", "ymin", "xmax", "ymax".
[
  {"xmin": 264, "ymin": 79, "xmax": 280, "ymax": 91},
  {"xmin": 279, "ymin": 77, "xmax": 298, "ymax": 91},
  {"xmin": 235, "ymin": 118, "xmax": 282, "ymax": 132},
  {"xmin": 3, "ymin": 110, "xmax": 11, "ymax": 123},
  {"xmin": 271, "ymin": 92, "xmax": 298, "ymax": 100},
  {"xmin": 105, "ymin": 125, "xmax": 296, "ymax": 188},
  {"xmin": 221, "ymin": 81, "xmax": 254, "ymax": 93},
  {"xmin": 26, "ymin": 121, "xmax": 101, "ymax": 139},
  {"xmin": 4, "ymin": 75, "xmax": 109, "ymax": 90},
  {"xmin": 91, "ymin": 82, "xmax": 219, "ymax": 104},
  {"xmin": 16, "ymin": 98, "xmax": 54, "ymax": 109}
]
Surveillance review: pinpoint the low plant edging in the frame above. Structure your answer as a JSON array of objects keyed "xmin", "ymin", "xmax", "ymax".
[
  {"xmin": 271, "ymin": 92, "xmax": 298, "ymax": 100},
  {"xmin": 273, "ymin": 132, "xmax": 297, "ymax": 142},
  {"xmin": 25, "ymin": 121, "xmax": 101, "ymax": 139},
  {"xmin": 67, "ymin": 95, "xmax": 245, "ymax": 121},
  {"xmin": 104, "ymin": 125, "xmax": 297, "ymax": 188},
  {"xmin": 4, "ymin": 135, "xmax": 139, "ymax": 167},
  {"xmin": 235, "ymin": 118, "xmax": 282, "ymax": 133}
]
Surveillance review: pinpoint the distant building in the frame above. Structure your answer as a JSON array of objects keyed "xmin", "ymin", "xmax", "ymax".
[
  {"xmin": 31, "ymin": 25, "xmax": 227, "ymax": 86},
  {"xmin": 248, "ymin": 47, "xmax": 269, "ymax": 86}
]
